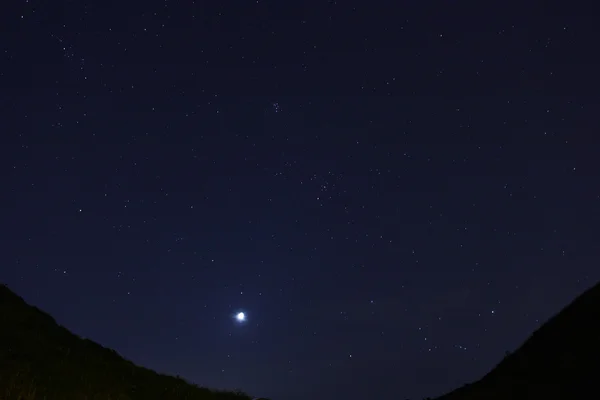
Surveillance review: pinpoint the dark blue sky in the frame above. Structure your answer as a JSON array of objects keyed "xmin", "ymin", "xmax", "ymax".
[{"xmin": 1, "ymin": 1, "xmax": 599, "ymax": 399}]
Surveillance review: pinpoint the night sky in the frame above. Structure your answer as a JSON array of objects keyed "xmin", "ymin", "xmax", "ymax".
[{"xmin": 2, "ymin": 1, "xmax": 599, "ymax": 400}]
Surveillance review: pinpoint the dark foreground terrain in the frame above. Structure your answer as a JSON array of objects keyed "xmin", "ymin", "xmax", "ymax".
[
  {"xmin": 2, "ymin": 281, "xmax": 600, "ymax": 400},
  {"xmin": 432, "ymin": 280, "xmax": 600, "ymax": 400},
  {"xmin": 0, "ymin": 283, "xmax": 252, "ymax": 400}
]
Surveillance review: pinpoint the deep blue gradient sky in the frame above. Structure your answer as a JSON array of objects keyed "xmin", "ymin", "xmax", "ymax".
[{"xmin": 2, "ymin": 1, "xmax": 599, "ymax": 399}]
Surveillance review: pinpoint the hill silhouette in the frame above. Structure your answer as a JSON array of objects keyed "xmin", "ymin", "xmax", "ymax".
[
  {"xmin": 432, "ymin": 280, "xmax": 600, "ymax": 400},
  {"xmin": 0, "ymin": 283, "xmax": 252, "ymax": 400},
  {"xmin": 3, "ymin": 281, "xmax": 600, "ymax": 400}
]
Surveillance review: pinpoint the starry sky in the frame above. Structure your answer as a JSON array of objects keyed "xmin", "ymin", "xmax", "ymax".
[{"xmin": 2, "ymin": 1, "xmax": 599, "ymax": 400}]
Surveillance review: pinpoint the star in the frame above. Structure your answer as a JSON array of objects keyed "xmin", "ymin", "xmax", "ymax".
[{"xmin": 235, "ymin": 312, "xmax": 246, "ymax": 322}]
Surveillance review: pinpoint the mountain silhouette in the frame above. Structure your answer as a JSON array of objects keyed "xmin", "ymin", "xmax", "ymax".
[
  {"xmin": 433, "ymin": 281, "xmax": 600, "ymax": 400},
  {"xmin": 3, "ymin": 281, "xmax": 600, "ymax": 400},
  {"xmin": 0, "ymin": 283, "xmax": 252, "ymax": 400}
]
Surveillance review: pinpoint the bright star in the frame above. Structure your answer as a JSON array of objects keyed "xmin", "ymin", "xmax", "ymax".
[{"xmin": 235, "ymin": 312, "xmax": 246, "ymax": 322}]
